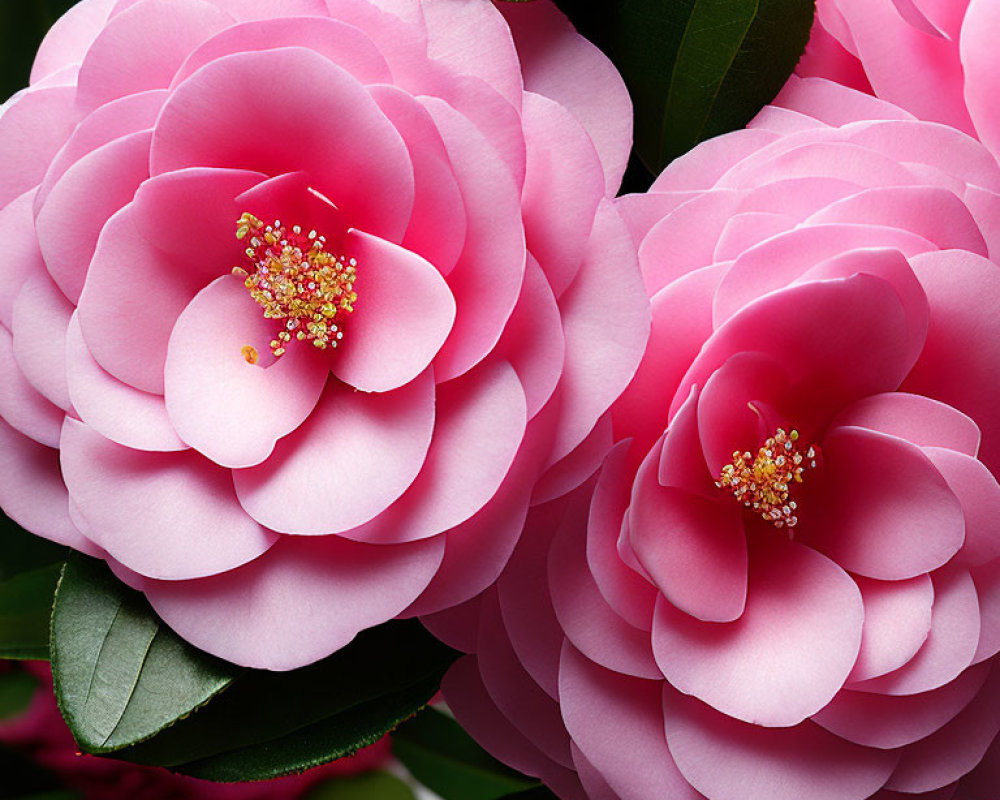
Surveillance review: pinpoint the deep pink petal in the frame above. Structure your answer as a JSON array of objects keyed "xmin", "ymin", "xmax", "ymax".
[
  {"xmin": 849, "ymin": 574, "xmax": 934, "ymax": 683},
  {"xmin": 337, "ymin": 360, "xmax": 525, "ymax": 544},
  {"xmin": 65, "ymin": 314, "xmax": 187, "ymax": 452},
  {"xmin": 663, "ymin": 688, "xmax": 898, "ymax": 800},
  {"xmin": 150, "ymin": 47, "xmax": 414, "ymax": 242},
  {"xmin": 804, "ymin": 426, "xmax": 964, "ymax": 579},
  {"xmin": 60, "ymin": 418, "xmax": 277, "ymax": 580},
  {"xmin": 559, "ymin": 643, "xmax": 701, "ymax": 800},
  {"xmin": 659, "ymin": 386, "xmax": 718, "ymax": 500},
  {"xmin": 164, "ymin": 276, "xmax": 328, "ymax": 468},
  {"xmin": 419, "ymin": 594, "xmax": 481, "ymax": 654},
  {"xmin": 530, "ymin": 411, "xmax": 611, "ymax": 506},
  {"xmin": 0, "ymin": 418, "xmax": 99, "ymax": 555},
  {"xmin": 12, "ymin": 273, "xmax": 74, "ymax": 413},
  {"xmin": 35, "ymin": 130, "xmax": 151, "ymax": 305},
  {"xmin": 834, "ymin": 393, "xmax": 980, "ymax": 456},
  {"xmin": 75, "ymin": 0, "xmax": 234, "ymax": 113},
  {"xmin": 972, "ymin": 558, "xmax": 1000, "ymax": 664},
  {"xmin": 652, "ymin": 538, "xmax": 863, "ymax": 726},
  {"xmin": 851, "ymin": 566, "xmax": 980, "ymax": 696},
  {"xmin": 145, "ymin": 533, "xmax": 444, "ymax": 669},
  {"xmin": 233, "ymin": 371, "xmax": 433, "ymax": 534},
  {"xmin": 77, "ymin": 169, "xmax": 264, "ymax": 393},
  {"xmin": 924, "ymin": 448, "xmax": 1000, "ymax": 568},
  {"xmin": 630, "ymin": 445, "xmax": 747, "ymax": 623},
  {"xmin": 587, "ymin": 442, "xmax": 657, "ymax": 631},
  {"xmin": 0, "ymin": 324, "xmax": 63, "ymax": 448},
  {"xmin": 549, "ymin": 484, "xmax": 660, "ymax": 679},
  {"xmin": 885, "ymin": 666, "xmax": 1000, "ymax": 793},
  {"xmin": 333, "ymin": 230, "xmax": 455, "ymax": 393},
  {"xmin": 521, "ymin": 91, "xmax": 604, "ymax": 298},
  {"xmin": 813, "ymin": 663, "xmax": 989, "ymax": 749},
  {"xmin": 500, "ymin": 0, "xmax": 631, "ymax": 193},
  {"xmin": 418, "ymin": 97, "xmax": 525, "ymax": 381}
]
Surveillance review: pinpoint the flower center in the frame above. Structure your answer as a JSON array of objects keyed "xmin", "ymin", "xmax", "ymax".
[
  {"xmin": 715, "ymin": 427, "xmax": 820, "ymax": 529},
  {"xmin": 233, "ymin": 212, "xmax": 357, "ymax": 361}
]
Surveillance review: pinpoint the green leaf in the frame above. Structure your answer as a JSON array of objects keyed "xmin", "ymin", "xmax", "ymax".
[
  {"xmin": 556, "ymin": 0, "xmax": 815, "ymax": 172},
  {"xmin": 497, "ymin": 789, "xmax": 560, "ymax": 800},
  {"xmin": 0, "ymin": 671, "xmax": 38, "ymax": 721},
  {"xmin": 108, "ymin": 619, "xmax": 458, "ymax": 781},
  {"xmin": 392, "ymin": 707, "xmax": 538, "ymax": 800},
  {"xmin": 303, "ymin": 771, "xmax": 417, "ymax": 800},
  {"xmin": 50, "ymin": 554, "xmax": 240, "ymax": 754},
  {"xmin": 0, "ymin": 563, "xmax": 62, "ymax": 660},
  {"xmin": 0, "ymin": 512, "xmax": 68, "ymax": 582}
]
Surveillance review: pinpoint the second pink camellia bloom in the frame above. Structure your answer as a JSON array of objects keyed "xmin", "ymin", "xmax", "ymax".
[
  {"xmin": 432, "ymin": 77, "xmax": 1000, "ymax": 800},
  {"xmin": 0, "ymin": 0, "xmax": 649, "ymax": 670}
]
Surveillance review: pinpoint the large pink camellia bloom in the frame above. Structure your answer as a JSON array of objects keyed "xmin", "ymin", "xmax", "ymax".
[
  {"xmin": 0, "ymin": 0, "xmax": 649, "ymax": 670},
  {"xmin": 427, "ymin": 77, "xmax": 1000, "ymax": 800},
  {"xmin": 798, "ymin": 0, "xmax": 1000, "ymax": 156}
]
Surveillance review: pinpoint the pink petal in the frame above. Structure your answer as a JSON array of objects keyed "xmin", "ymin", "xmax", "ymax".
[
  {"xmin": 652, "ymin": 539, "xmax": 863, "ymax": 726},
  {"xmin": 170, "ymin": 16, "xmax": 392, "ymax": 89},
  {"xmin": 35, "ymin": 130, "xmax": 151, "ymax": 305},
  {"xmin": 531, "ymin": 410, "xmax": 613, "ymax": 506},
  {"xmin": 572, "ymin": 743, "xmax": 625, "ymax": 800},
  {"xmin": 660, "ymin": 386, "xmax": 718, "ymax": 499},
  {"xmin": 369, "ymin": 85, "xmax": 466, "ymax": 276},
  {"xmin": 924, "ymin": 448, "xmax": 1000, "ymax": 568},
  {"xmin": 75, "ymin": 0, "xmax": 234, "ymax": 113},
  {"xmin": 814, "ymin": 663, "xmax": 989, "ymax": 749},
  {"xmin": 233, "ymin": 171, "xmax": 344, "ymax": 242},
  {"xmin": 803, "ymin": 426, "xmax": 964, "ymax": 579},
  {"xmin": 663, "ymin": 688, "xmax": 898, "ymax": 800},
  {"xmin": 203, "ymin": 0, "xmax": 329, "ymax": 19},
  {"xmin": 963, "ymin": 0, "xmax": 1000, "ymax": 154},
  {"xmin": 521, "ymin": 91, "xmax": 604, "ymax": 298},
  {"xmin": 559, "ymin": 643, "xmax": 701, "ymax": 800},
  {"xmin": 652, "ymin": 128, "xmax": 780, "ymax": 192},
  {"xmin": 29, "ymin": 0, "xmax": 116, "ymax": 84},
  {"xmin": 418, "ymin": 97, "xmax": 525, "ymax": 381},
  {"xmin": 65, "ymin": 314, "xmax": 187, "ymax": 452},
  {"xmin": 903, "ymin": 250, "xmax": 1000, "ymax": 476},
  {"xmin": 164, "ymin": 275, "xmax": 329, "ymax": 468},
  {"xmin": 144, "ymin": 532, "xmax": 444, "ymax": 669},
  {"xmin": 333, "ymin": 231, "xmax": 455, "ymax": 393},
  {"xmin": 850, "ymin": 565, "xmax": 980, "ymax": 696},
  {"xmin": 773, "ymin": 75, "xmax": 916, "ymax": 126},
  {"xmin": 77, "ymin": 169, "xmax": 264, "ymax": 394},
  {"xmin": 713, "ymin": 211, "xmax": 796, "ymax": 262},
  {"xmin": 0, "ymin": 324, "xmax": 63, "ymax": 448},
  {"xmin": 337, "ymin": 360, "xmax": 525, "ymax": 544},
  {"xmin": 583, "ymin": 447, "xmax": 655, "ymax": 633},
  {"xmin": 849, "ymin": 574, "xmax": 934, "ymax": 682},
  {"xmin": 233, "ymin": 372, "xmax": 434, "ymax": 534},
  {"xmin": 60, "ymin": 417, "xmax": 277, "ymax": 580},
  {"xmin": 0, "ymin": 191, "xmax": 45, "ymax": 330},
  {"xmin": 0, "ymin": 85, "xmax": 78, "ymax": 208},
  {"xmin": 549, "ymin": 488, "xmax": 661, "ymax": 680},
  {"xmin": 736, "ymin": 176, "xmax": 861, "ymax": 218},
  {"xmin": 546, "ymin": 199, "xmax": 650, "ymax": 466},
  {"xmin": 500, "ymin": 0, "xmax": 631, "ymax": 193},
  {"xmin": 11, "ymin": 273, "xmax": 74, "ymax": 412},
  {"xmin": 0, "ymin": 418, "xmax": 99, "ymax": 555},
  {"xmin": 972, "ymin": 557, "xmax": 1000, "ymax": 664},
  {"xmin": 477, "ymin": 590, "xmax": 573, "ymax": 769},
  {"xmin": 150, "ymin": 47, "xmax": 414, "ymax": 242},
  {"xmin": 630, "ymin": 445, "xmax": 747, "ymax": 624},
  {"xmin": 885, "ymin": 666, "xmax": 1000, "ymax": 793},
  {"xmin": 834, "ymin": 393, "xmax": 980, "ymax": 456}
]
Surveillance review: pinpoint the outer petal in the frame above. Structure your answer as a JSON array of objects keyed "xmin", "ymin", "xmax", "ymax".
[
  {"xmin": 0, "ymin": 191, "xmax": 46, "ymax": 330},
  {"xmin": 30, "ymin": 0, "xmax": 116, "ymax": 84},
  {"xmin": 652, "ymin": 539, "xmax": 864, "ymax": 726},
  {"xmin": 335, "ymin": 230, "xmax": 455, "ymax": 393},
  {"xmin": 0, "ymin": 325, "xmax": 63, "ymax": 448},
  {"xmin": 60, "ymin": 418, "xmax": 277, "ymax": 580},
  {"xmin": 12, "ymin": 273, "xmax": 74, "ymax": 413},
  {"xmin": 234, "ymin": 371, "xmax": 433, "ymax": 534},
  {"xmin": 164, "ymin": 275, "xmax": 329, "ymax": 468},
  {"xmin": 963, "ymin": 0, "xmax": 1000, "ymax": 155},
  {"xmin": 144, "ymin": 533, "xmax": 445, "ymax": 670},
  {"xmin": 663, "ymin": 689, "xmax": 898, "ymax": 800},
  {"xmin": 924, "ymin": 447, "xmax": 1000, "ymax": 568}
]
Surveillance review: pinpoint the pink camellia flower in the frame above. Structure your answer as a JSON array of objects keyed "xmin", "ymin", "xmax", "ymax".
[
  {"xmin": 798, "ymin": 0, "xmax": 1000, "ymax": 157},
  {"xmin": 427, "ymin": 76, "xmax": 1000, "ymax": 800},
  {"xmin": 0, "ymin": 0, "xmax": 649, "ymax": 670}
]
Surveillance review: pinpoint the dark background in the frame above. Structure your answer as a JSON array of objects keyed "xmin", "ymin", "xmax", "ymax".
[{"xmin": 1, "ymin": 0, "xmax": 79, "ymax": 101}]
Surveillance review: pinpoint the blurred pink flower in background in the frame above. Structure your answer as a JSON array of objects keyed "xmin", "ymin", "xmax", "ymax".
[
  {"xmin": 0, "ymin": 0, "xmax": 648, "ymax": 670},
  {"xmin": 428, "ymin": 76, "xmax": 1000, "ymax": 800},
  {"xmin": 0, "ymin": 662, "xmax": 390, "ymax": 799}
]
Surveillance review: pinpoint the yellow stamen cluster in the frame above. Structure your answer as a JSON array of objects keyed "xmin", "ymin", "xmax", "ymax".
[
  {"xmin": 715, "ymin": 428, "xmax": 819, "ymax": 529},
  {"xmin": 234, "ymin": 212, "xmax": 357, "ymax": 361}
]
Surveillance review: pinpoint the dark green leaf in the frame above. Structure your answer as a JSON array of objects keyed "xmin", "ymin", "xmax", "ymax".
[
  {"xmin": 303, "ymin": 771, "xmax": 417, "ymax": 800},
  {"xmin": 392, "ymin": 707, "xmax": 537, "ymax": 800},
  {"xmin": 109, "ymin": 619, "xmax": 458, "ymax": 781},
  {"xmin": 498, "ymin": 788, "xmax": 560, "ymax": 800},
  {"xmin": 0, "ymin": 563, "xmax": 62, "ymax": 660},
  {"xmin": 555, "ymin": 0, "xmax": 815, "ymax": 172},
  {"xmin": 50, "ymin": 554, "xmax": 239, "ymax": 754},
  {"xmin": 0, "ymin": 513, "xmax": 68, "ymax": 582},
  {"xmin": 0, "ymin": 671, "xmax": 38, "ymax": 721}
]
